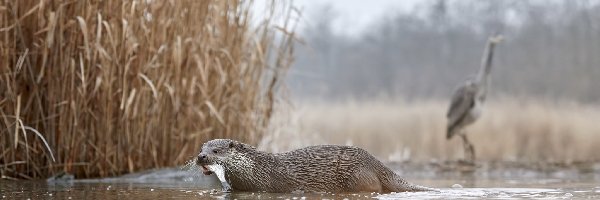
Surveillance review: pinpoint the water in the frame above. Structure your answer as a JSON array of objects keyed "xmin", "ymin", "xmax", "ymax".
[{"xmin": 1, "ymin": 163, "xmax": 599, "ymax": 199}]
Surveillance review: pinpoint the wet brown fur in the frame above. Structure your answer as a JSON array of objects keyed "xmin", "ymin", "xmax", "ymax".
[{"xmin": 197, "ymin": 139, "xmax": 433, "ymax": 193}]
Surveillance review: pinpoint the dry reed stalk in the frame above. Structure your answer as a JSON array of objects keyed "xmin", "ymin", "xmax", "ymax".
[{"xmin": 1, "ymin": 0, "xmax": 297, "ymax": 179}]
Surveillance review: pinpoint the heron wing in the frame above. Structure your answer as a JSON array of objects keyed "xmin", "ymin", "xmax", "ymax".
[{"xmin": 446, "ymin": 85, "xmax": 477, "ymax": 130}]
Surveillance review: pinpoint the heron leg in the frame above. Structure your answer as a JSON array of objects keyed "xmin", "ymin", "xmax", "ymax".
[{"xmin": 460, "ymin": 132, "xmax": 476, "ymax": 162}]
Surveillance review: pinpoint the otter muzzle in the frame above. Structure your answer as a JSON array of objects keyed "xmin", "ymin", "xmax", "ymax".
[{"xmin": 196, "ymin": 153, "xmax": 214, "ymax": 175}]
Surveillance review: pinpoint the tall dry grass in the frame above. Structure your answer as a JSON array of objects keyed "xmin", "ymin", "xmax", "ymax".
[
  {"xmin": 262, "ymin": 98, "xmax": 600, "ymax": 163},
  {"xmin": 0, "ymin": 0, "xmax": 297, "ymax": 179}
]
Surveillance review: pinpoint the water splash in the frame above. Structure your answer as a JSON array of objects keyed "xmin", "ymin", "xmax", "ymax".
[
  {"xmin": 180, "ymin": 157, "xmax": 228, "ymax": 191},
  {"xmin": 181, "ymin": 158, "xmax": 198, "ymax": 170},
  {"xmin": 180, "ymin": 158, "xmax": 205, "ymax": 182},
  {"xmin": 181, "ymin": 158, "xmax": 201, "ymax": 173}
]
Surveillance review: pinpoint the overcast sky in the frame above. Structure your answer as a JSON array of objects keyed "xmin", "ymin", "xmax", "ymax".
[
  {"xmin": 252, "ymin": 0, "xmax": 422, "ymax": 37},
  {"xmin": 293, "ymin": 0, "xmax": 421, "ymax": 37}
]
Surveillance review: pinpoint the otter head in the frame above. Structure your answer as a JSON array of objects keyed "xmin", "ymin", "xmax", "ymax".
[
  {"xmin": 196, "ymin": 139, "xmax": 240, "ymax": 176},
  {"xmin": 197, "ymin": 139, "xmax": 258, "ymax": 191}
]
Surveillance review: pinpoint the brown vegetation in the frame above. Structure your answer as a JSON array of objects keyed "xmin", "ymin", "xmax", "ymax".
[
  {"xmin": 1, "ymin": 0, "xmax": 296, "ymax": 179},
  {"xmin": 263, "ymin": 98, "xmax": 600, "ymax": 163}
]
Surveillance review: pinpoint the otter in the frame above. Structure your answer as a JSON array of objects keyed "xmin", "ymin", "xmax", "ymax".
[{"xmin": 196, "ymin": 139, "xmax": 432, "ymax": 193}]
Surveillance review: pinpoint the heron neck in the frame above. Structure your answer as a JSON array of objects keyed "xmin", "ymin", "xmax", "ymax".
[{"xmin": 476, "ymin": 42, "xmax": 496, "ymax": 85}]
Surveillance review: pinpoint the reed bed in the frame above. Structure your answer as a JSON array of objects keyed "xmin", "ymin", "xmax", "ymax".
[
  {"xmin": 262, "ymin": 98, "xmax": 600, "ymax": 163},
  {"xmin": 1, "ymin": 0, "xmax": 296, "ymax": 179}
]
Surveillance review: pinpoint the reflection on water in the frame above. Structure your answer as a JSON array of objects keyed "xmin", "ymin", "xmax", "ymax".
[
  {"xmin": 1, "ymin": 166, "xmax": 599, "ymax": 199},
  {"xmin": 380, "ymin": 188, "xmax": 578, "ymax": 199}
]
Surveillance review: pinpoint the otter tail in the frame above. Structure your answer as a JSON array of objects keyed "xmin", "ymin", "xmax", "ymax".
[{"xmin": 381, "ymin": 170, "xmax": 437, "ymax": 192}]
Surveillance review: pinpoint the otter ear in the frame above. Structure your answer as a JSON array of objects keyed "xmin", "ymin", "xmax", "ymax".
[{"xmin": 228, "ymin": 141, "xmax": 235, "ymax": 149}]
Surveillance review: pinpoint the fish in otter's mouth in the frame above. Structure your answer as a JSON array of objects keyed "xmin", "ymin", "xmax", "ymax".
[{"xmin": 201, "ymin": 164, "xmax": 232, "ymax": 192}]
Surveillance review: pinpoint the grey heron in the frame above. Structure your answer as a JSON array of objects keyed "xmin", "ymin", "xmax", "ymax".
[{"xmin": 446, "ymin": 35, "xmax": 503, "ymax": 162}]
